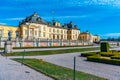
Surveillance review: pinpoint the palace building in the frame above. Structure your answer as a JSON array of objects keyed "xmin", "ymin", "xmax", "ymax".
[{"xmin": 0, "ymin": 12, "xmax": 100, "ymax": 42}]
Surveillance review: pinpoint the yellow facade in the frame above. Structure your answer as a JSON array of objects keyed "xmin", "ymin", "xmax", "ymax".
[
  {"xmin": 0, "ymin": 12, "xmax": 100, "ymax": 42},
  {"xmin": 0, "ymin": 25, "xmax": 18, "ymax": 38},
  {"xmin": 19, "ymin": 23, "xmax": 68, "ymax": 40},
  {"xmin": 78, "ymin": 31, "xmax": 100, "ymax": 42},
  {"xmin": 92, "ymin": 35, "xmax": 100, "ymax": 42}
]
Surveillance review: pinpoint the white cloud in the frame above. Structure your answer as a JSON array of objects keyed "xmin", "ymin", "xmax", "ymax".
[
  {"xmin": 66, "ymin": 0, "xmax": 120, "ymax": 8},
  {"xmin": 101, "ymin": 33, "xmax": 120, "ymax": 37},
  {"xmin": 43, "ymin": 15, "xmax": 90, "ymax": 19},
  {"xmin": 0, "ymin": 22, "xmax": 7, "ymax": 25},
  {"xmin": 4, "ymin": 18, "xmax": 24, "ymax": 21}
]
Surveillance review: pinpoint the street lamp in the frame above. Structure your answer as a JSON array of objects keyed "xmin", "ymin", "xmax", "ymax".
[
  {"xmin": 73, "ymin": 56, "xmax": 76, "ymax": 80},
  {"xmin": 19, "ymin": 39, "xmax": 22, "ymax": 48},
  {"xmin": 0, "ymin": 36, "xmax": 1, "ymax": 48}
]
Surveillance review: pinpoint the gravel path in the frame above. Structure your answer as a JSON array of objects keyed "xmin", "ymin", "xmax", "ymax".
[
  {"xmin": 8, "ymin": 47, "xmax": 120, "ymax": 80},
  {"xmin": 0, "ymin": 55, "xmax": 53, "ymax": 80}
]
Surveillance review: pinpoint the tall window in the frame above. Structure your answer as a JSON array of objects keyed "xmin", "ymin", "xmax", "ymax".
[
  {"xmin": 49, "ymin": 28, "xmax": 51, "ymax": 32},
  {"xmin": 39, "ymin": 32, "xmax": 41, "ymax": 37},
  {"xmin": 53, "ymin": 29, "xmax": 55, "ymax": 32},
  {"xmin": 49, "ymin": 34, "xmax": 51, "ymax": 38},
  {"xmin": 43, "ymin": 26, "xmax": 46, "ymax": 31},
  {"xmin": 0, "ymin": 30, "xmax": 2, "ymax": 37},
  {"xmin": 57, "ymin": 30, "xmax": 59, "ymax": 33},
  {"xmin": 61, "ymin": 30, "xmax": 63, "ymax": 33},
  {"xmin": 43, "ymin": 32, "xmax": 46, "ymax": 37},
  {"xmin": 25, "ymin": 30, "xmax": 28, "ymax": 35},
  {"xmin": 35, "ymin": 30, "xmax": 37, "ymax": 36}
]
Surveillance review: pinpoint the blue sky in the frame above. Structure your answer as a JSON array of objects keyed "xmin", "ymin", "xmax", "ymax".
[{"xmin": 0, "ymin": 0, "xmax": 120, "ymax": 39}]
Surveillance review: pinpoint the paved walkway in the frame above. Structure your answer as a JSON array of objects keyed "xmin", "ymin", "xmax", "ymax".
[
  {"xmin": 8, "ymin": 47, "xmax": 120, "ymax": 80},
  {"xmin": 0, "ymin": 55, "xmax": 53, "ymax": 80}
]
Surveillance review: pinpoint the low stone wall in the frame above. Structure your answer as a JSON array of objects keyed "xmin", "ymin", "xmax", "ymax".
[{"xmin": 0, "ymin": 39, "xmax": 93, "ymax": 48}]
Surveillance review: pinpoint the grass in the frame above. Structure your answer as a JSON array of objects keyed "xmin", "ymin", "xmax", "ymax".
[
  {"xmin": 2, "ymin": 47, "xmax": 99, "ymax": 56},
  {"xmin": 13, "ymin": 58, "xmax": 106, "ymax": 80}
]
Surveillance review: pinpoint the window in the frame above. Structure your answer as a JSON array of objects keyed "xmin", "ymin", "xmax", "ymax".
[
  {"xmin": 57, "ymin": 30, "xmax": 59, "ymax": 33},
  {"xmin": 43, "ymin": 32, "xmax": 46, "ymax": 37},
  {"xmin": 49, "ymin": 34, "xmax": 51, "ymax": 38},
  {"xmin": 25, "ymin": 30, "xmax": 28, "ymax": 35},
  {"xmin": 39, "ymin": 27, "xmax": 41, "ymax": 31},
  {"xmin": 39, "ymin": 32, "xmax": 41, "ymax": 37},
  {"xmin": 61, "ymin": 30, "xmax": 63, "ymax": 33},
  {"xmin": 0, "ymin": 30, "xmax": 2, "ymax": 37},
  {"xmin": 49, "ymin": 28, "xmax": 51, "ymax": 32},
  {"xmin": 64, "ymin": 31, "xmax": 66, "ymax": 34},
  {"xmin": 43, "ymin": 26, "xmax": 46, "ymax": 31},
  {"xmin": 53, "ymin": 29, "xmax": 55, "ymax": 32},
  {"xmin": 35, "ymin": 30, "xmax": 37, "ymax": 36}
]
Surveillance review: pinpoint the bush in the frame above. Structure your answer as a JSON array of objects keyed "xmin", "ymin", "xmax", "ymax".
[
  {"xmin": 100, "ymin": 52, "xmax": 115, "ymax": 57},
  {"xmin": 81, "ymin": 52, "xmax": 97, "ymax": 57},
  {"xmin": 87, "ymin": 56, "xmax": 120, "ymax": 65},
  {"xmin": 111, "ymin": 56, "xmax": 120, "ymax": 59},
  {"xmin": 111, "ymin": 50, "xmax": 118, "ymax": 53},
  {"xmin": 100, "ymin": 42, "xmax": 109, "ymax": 52}
]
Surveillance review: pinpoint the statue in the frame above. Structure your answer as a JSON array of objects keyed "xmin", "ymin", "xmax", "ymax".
[
  {"xmin": 8, "ymin": 31, "xmax": 12, "ymax": 41},
  {"xmin": 16, "ymin": 31, "xmax": 19, "ymax": 38}
]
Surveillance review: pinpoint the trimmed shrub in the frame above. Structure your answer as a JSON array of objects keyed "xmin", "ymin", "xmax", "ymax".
[
  {"xmin": 111, "ymin": 56, "xmax": 120, "ymax": 59},
  {"xmin": 100, "ymin": 52, "xmax": 115, "ymax": 57},
  {"xmin": 100, "ymin": 42, "xmax": 109, "ymax": 52},
  {"xmin": 81, "ymin": 52, "xmax": 97, "ymax": 57},
  {"xmin": 87, "ymin": 56, "xmax": 120, "ymax": 65},
  {"xmin": 111, "ymin": 50, "xmax": 118, "ymax": 53}
]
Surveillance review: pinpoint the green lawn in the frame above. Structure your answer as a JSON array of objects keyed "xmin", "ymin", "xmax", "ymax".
[
  {"xmin": 2, "ymin": 47, "xmax": 99, "ymax": 56},
  {"xmin": 13, "ymin": 58, "xmax": 106, "ymax": 80}
]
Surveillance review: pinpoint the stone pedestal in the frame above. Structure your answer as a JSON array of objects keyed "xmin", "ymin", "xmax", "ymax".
[
  {"xmin": 68, "ymin": 40, "xmax": 71, "ymax": 46},
  {"xmin": 21, "ymin": 39, "xmax": 24, "ymax": 47},
  {"xmin": 37, "ymin": 38, "xmax": 40, "ymax": 47},
  {"xmin": 76, "ymin": 40, "xmax": 78, "ymax": 46},
  {"xmin": 51, "ymin": 39, "xmax": 53, "ymax": 46},
  {"xmin": 60, "ymin": 40, "xmax": 63, "ymax": 46},
  {"xmin": 15, "ymin": 38, "xmax": 19, "ymax": 47},
  {"xmin": 47, "ymin": 39, "xmax": 50, "ymax": 46},
  {"xmin": 33, "ymin": 39, "xmax": 36, "ymax": 47},
  {"xmin": 4, "ymin": 41, "xmax": 12, "ymax": 53}
]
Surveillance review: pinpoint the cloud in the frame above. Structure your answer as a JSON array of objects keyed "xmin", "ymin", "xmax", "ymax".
[
  {"xmin": 43, "ymin": 15, "xmax": 90, "ymax": 19},
  {"xmin": 101, "ymin": 33, "xmax": 120, "ymax": 37},
  {"xmin": 0, "ymin": 22, "xmax": 7, "ymax": 25},
  {"xmin": 2, "ymin": 18, "xmax": 24, "ymax": 21},
  {"xmin": 65, "ymin": 0, "xmax": 120, "ymax": 8}
]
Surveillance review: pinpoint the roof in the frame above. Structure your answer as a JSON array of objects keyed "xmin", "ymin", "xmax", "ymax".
[{"xmin": 19, "ymin": 12, "xmax": 80, "ymax": 30}]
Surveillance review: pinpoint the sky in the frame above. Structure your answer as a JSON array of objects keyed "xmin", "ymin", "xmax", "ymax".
[{"xmin": 0, "ymin": 0, "xmax": 120, "ymax": 39}]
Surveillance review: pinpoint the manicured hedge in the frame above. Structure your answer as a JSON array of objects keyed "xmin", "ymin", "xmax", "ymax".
[
  {"xmin": 100, "ymin": 42, "xmax": 109, "ymax": 52},
  {"xmin": 81, "ymin": 52, "xmax": 97, "ymax": 57},
  {"xmin": 87, "ymin": 56, "xmax": 120, "ymax": 65},
  {"xmin": 100, "ymin": 52, "xmax": 115, "ymax": 57},
  {"xmin": 111, "ymin": 56, "xmax": 120, "ymax": 59},
  {"xmin": 111, "ymin": 50, "xmax": 118, "ymax": 53}
]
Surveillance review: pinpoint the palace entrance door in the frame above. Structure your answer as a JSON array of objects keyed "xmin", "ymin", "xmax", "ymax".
[{"xmin": 30, "ymin": 28, "xmax": 34, "ymax": 39}]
